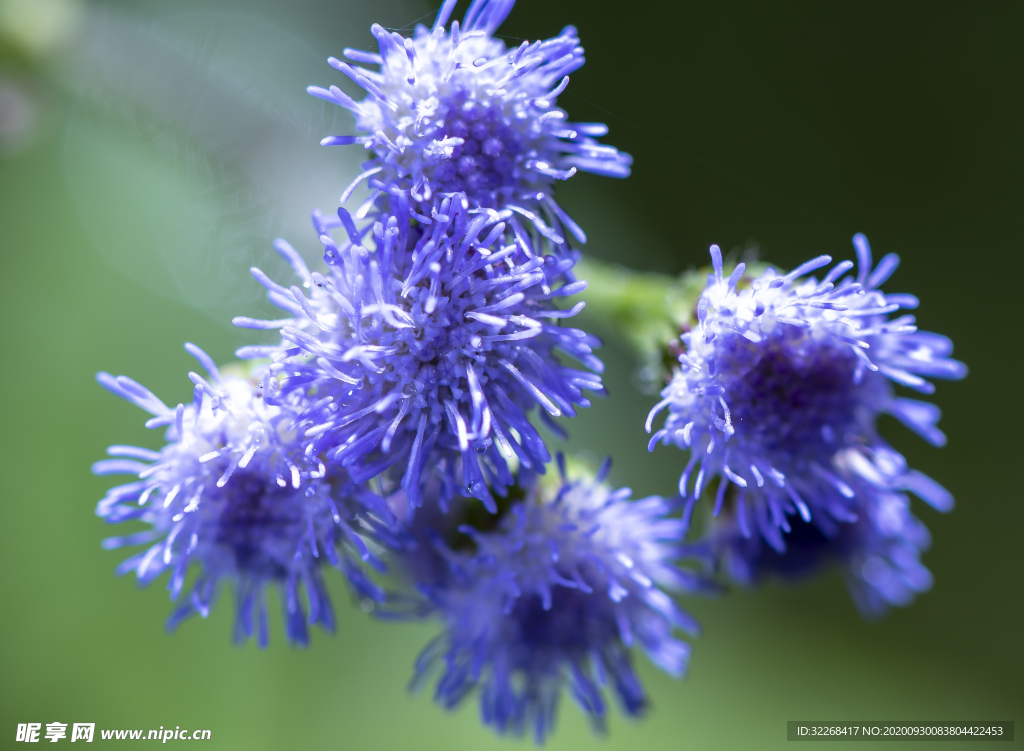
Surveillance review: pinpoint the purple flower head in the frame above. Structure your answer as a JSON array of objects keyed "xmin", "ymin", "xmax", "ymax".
[
  {"xmin": 309, "ymin": 0, "xmax": 630, "ymax": 246},
  {"xmin": 409, "ymin": 457, "xmax": 704, "ymax": 743},
  {"xmin": 707, "ymin": 443, "xmax": 935, "ymax": 618},
  {"xmin": 646, "ymin": 235, "xmax": 966, "ymax": 551},
  {"xmin": 235, "ymin": 202, "xmax": 603, "ymax": 512},
  {"xmin": 93, "ymin": 345, "xmax": 391, "ymax": 646}
]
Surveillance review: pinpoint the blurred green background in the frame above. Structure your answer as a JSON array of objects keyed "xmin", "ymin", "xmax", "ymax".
[{"xmin": 0, "ymin": 0, "xmax": 1020, "ymax": 748}]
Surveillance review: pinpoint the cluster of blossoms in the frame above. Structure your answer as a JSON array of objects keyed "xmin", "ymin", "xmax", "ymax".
[
  {"xmin": 309, "ymin": 0, "xmax": 630, "ymax": 249},
  {"xmin": 90, "ymin": 0, "xmax": 964, "ymax": 743},
  {"xmin": 648, "ymin": 236, "xmax": 965, "ymax": 616},
  {"xmin": 397, "ymin": 459, "xmax": 707, "ymax": 742},
  {"xmin": 234, "ymin": 202, "xmax": 602, "ymax": 513},
  {"xmin": 94, "ymin": 345, "xmax": 395, "ymax": 645}
]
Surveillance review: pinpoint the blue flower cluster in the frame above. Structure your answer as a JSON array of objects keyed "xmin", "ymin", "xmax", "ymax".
[
  {"xmin": 649, "ymin": 237, "xmax": 965, "ymax": 615},
  {"xmin": 403, "ymin": 458, "xmax": 705, "ymax": 743},
  {"xmin": 92, "ymin": 0, "xmax": 692, "ymax": 738},
  {"xmin": 310, "ymin": 0, "xmax": 630, "ymax": 246},
  {"xmin": 94, "ymin": 346, "xmax": 393, "ymax": 645},
  {"xmin": 90, "ymin": 0, "xmax": 965, "ymax": 742},
  {"xmin": 234, "ymin": 203, "xmax": 602, "ymax": 512}
]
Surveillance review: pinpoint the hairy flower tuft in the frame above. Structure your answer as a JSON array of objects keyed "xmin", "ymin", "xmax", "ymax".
[
  {"xmin": 647, "ymin": 235, "xmax": 965, "ymax": 551},
  {"xmin": 309, "ymin": 0, "xmax": 630, "ymax": 246},
  {"xmin": 407, "ymin": 458, "xmax": 705, "ymax": 743},
  {"xmin": 93, "ymin": 346, "xmax": 391, "ymax": 645},
  {"xmin": 235, "ymin": 201, "xmax": 603, "ymax": 512},
  {"xmin": 707, "ymin": 443, "xmax": 936, "ymax": 618}
]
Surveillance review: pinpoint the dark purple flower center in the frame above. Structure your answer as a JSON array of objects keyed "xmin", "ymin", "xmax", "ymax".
[
  {"xmin": 212, "ymin": 472, "xmax": 306, "ymax": 579},
  {"xmin": 737, "ymin": 516, "xmax": 855, "ymax": 580},
  {"xmin": 513, "ymin": 579, "xmax": 618, "ymax": 658},
  {"xmin": 429, "ymin": 95, "xmax": 525, "ymax": 200},
  {"xmin": 726, "ymin": 341, "xmax": 867, "ymax": 459}
]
